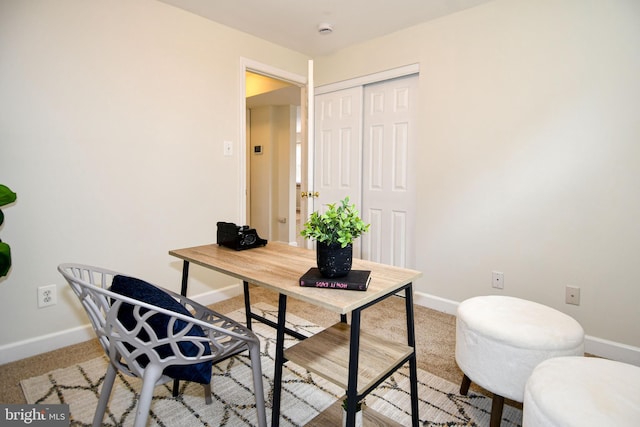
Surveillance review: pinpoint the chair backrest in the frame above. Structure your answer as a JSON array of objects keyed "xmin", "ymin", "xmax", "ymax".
[{"xmin": 58, "ymin": 263, "xmax": 217, "ymax": 382}]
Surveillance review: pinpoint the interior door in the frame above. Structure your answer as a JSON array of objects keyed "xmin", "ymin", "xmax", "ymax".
[
  {"xmin": 313, "ymin": 86, "xmax": 364, "ymax": 255},
  {"xmin": 361, "ymin": 74, "xmax": 418, "ymax": 268}
]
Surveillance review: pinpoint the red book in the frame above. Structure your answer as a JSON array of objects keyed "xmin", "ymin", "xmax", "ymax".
[{"xmin": 299, "ymin": 268, "xmax": 371, "ymax": 291}]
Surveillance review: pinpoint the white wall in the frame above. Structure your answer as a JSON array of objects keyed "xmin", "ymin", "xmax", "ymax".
[
  {"xmin": 248, "ymin": 106, "xmax": 272, "ymax": 238},
  {"xmin": 0, "ymin": 0, "xmax": 308, "ymax": 362},
  {"xmin": 315, "ymin": 0, "xmax": 640, "ymax": 355},
  {"xmin": 275, "ymin": 105, "xmax": 297, "ymax": 243}
]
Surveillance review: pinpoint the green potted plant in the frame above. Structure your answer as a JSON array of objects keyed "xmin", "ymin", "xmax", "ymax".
[
  {"xmin": 0, "ymin": 184, "xmax": 17, "ymax": 277},
  {"xmin": 300, "ymin": 197, "xmax": 370, "ymax": 278}
]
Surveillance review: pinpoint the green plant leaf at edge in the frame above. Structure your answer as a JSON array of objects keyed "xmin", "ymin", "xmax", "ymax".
[
  {"xmin": 0, "ymin": 241, "xmax": 11, "ymax": 277},
  {"xmin": 0, "ymin": 185, "xmax": 17, "ymax": 207}
]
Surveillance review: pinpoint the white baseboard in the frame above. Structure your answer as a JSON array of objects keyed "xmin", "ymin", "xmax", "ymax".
[
  {"xmin": 189, "ymin": 283, "xmax": 243, "ymax": 307},
  {"xmin": 3, "ymin": 287, "xmax": 638, "ymax": 368},
  {"xmin": 584, "ymin": 335, "xmax": 640, "ymax": 366},
  {"xmin": 0, "ymin": 325, "xmax": 97, "ymax": 366},
  {"xmin": 413, "ymin": 290, "xmax": 640, "ymax": 367},
  {"xmin": 0, "ymin": 284, "xmax": 243, "ymax": 366},
  {"xmin": 413, "ymin": 291, "xmax": 459, "ymax": 315}
]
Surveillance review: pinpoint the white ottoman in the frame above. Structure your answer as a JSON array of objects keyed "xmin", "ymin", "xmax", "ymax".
[
  {"xmin": 524, "ymin": 356, "xmax": 640, "ymax": 426},
  {"xmin": 455, "ymin": 296, "xmax": 584, "ymax": 427}
]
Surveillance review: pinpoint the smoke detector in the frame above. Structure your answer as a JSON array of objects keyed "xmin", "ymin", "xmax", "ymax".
[{"xmin": 318, "ymin": 23, "xmax": 333, "ymax": 35}]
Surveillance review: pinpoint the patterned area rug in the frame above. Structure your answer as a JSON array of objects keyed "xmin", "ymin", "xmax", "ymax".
[{"xmin": 21, "ymin": 303, "xmax": 522, "ymax": 426}]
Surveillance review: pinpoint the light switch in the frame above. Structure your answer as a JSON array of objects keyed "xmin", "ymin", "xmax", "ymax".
[{"xmin": 224, "ymin": 141, "xmax": 233, "ymax": 156}]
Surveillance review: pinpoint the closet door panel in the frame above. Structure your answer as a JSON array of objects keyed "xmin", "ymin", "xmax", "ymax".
[
  {"xmin": 313, "ymin": 86, "xmax": 364, "ymax": 255},
  {"xmin": 362, "ymin": 74, "xmax": 418, "ymax": 268}
]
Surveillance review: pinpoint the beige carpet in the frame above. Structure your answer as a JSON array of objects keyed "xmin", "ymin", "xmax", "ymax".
[{"xmin": 20, "ymin": 303, "xmax": 522, "ymax": 426}]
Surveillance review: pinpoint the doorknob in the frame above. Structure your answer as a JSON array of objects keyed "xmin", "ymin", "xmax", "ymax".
[{"xmin": 301, "ymin": 191, "xmax": 319, "ymax": 198}]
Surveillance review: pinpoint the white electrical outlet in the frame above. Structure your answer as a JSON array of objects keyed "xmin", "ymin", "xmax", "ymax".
[
  {"xmin": 38, "ymin": 284, "xmax": 57, "ymax": 308},
  {"xmin": 492, "ymin": 271, "xmax": 504, "ymax": 289},
  {"xmin": 566, "ymin": 286, "xmax": 580, "ymax": 305}
]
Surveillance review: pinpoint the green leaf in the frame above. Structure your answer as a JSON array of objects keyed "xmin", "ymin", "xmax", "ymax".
[
  {"xmin": 0, "ymin": 185, "xmax": 17, "ymax": 207},
  {"xmin": 0, "ymin": 241, "xmax": 11, "ymax": 277},
  {"xmin": 0, "ymin": 184, "xmax": 16, "ymax": 277}
]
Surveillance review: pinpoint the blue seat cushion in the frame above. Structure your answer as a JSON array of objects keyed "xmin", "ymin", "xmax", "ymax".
[{"xmin": 110, "ymin": 275, "xmax": 212, "ymax": 384}]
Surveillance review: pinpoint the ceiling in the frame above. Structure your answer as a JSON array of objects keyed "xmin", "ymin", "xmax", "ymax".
[{"xmin": 158, "ymin": 0, "xmax": 495, "ymax": 56}]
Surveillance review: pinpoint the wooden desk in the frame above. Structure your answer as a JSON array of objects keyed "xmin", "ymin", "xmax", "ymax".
[{"xmin": 169, "ymin": 242, "xmax": 422, "ymax": 427}]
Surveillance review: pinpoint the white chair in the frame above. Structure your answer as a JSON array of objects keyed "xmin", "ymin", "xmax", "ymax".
[
  {"xmin": 455, "ymin": 295, "xmax": 584, "ymax": 427},
  {"xmin": 523, "ymin": 356, "xmax": 640, "ymax": 427},
  {"xmin": 58, "ymin": 263, "xmax": 267, "ymax": 427}
]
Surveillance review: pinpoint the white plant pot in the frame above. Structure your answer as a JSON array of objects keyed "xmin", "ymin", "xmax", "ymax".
[{"xmin": 342, "ymin": 408, "xmax": 363, "ymax": 427}]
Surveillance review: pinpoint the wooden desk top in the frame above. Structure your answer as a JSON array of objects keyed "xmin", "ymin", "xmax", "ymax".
[{"xmin": 169, "ymin": 242, "xmax": 422, "ymax": 314}]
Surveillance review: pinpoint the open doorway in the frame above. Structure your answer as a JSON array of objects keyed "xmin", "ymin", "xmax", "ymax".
[{"xmin": 244, "ymin": 70, "xmax": 305, "ymax": 245}]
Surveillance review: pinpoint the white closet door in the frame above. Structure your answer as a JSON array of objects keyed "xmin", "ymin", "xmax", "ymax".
[
  {"xmin": 313, "ymin": 86, "xmax": 364, "ymax": 254},
  {"xmin": 361, "ymin": 74, "xmax": 418, "ymax": 268}
]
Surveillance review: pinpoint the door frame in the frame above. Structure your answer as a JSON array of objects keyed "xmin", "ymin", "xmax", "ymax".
[
  {"xmin": 239, "ymin": 58, "xmax": 308, "ymax": 240},
  {"xmin": 314, "ymin": 63, "xmax": 419, "ymax": 95}
]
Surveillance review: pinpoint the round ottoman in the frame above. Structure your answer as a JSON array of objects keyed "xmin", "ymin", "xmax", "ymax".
[
  {"xmin": 455, "ymin": 296, "xmax": 584, "ymax": 427},
  {"xmin": 523, "ymin": 356, "xmax": 640, "ymax": 427}
]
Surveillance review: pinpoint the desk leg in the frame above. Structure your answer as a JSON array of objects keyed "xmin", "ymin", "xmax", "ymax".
[
  {"xmin": 243, "ymin": 281, "xmax": 252, "ymax": 330},
  {"xmin": 405, "ymin": 284, "xmax": 419, "ymax": 427},
  {"xmin": 345, "ymin": 309, "xmax": 362, "ymax": 427},
  {"xmin": 173, "ymin": 260, "xmax": 191, "ymax": 397},
  {"xmin": 271, "ymin": 293, "xmax": 287, "ymax": 427},
  {"xmin": 180, "ymin": 261, "xmax": 190, "ymax": 296}
]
